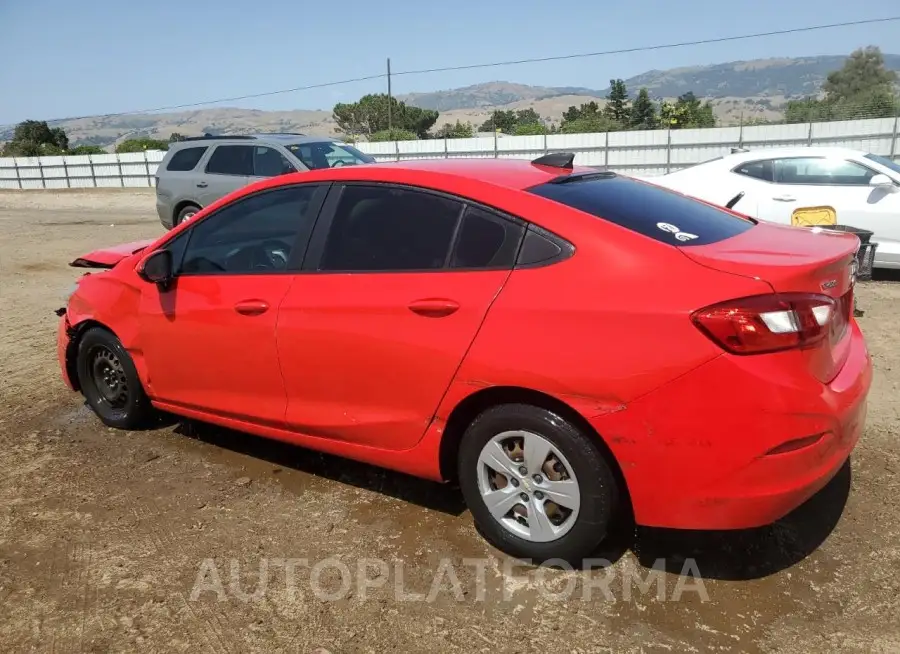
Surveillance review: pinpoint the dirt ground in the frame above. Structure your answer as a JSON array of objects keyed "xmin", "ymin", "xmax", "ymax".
[{"xmin": 1, "ymin": 189, "xmax": 899, "ymax": 654}]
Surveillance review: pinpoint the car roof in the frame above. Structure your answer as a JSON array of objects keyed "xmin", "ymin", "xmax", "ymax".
[
  {"xmin": 725, "ymin": 146, "xmax": 866, "ymax": 163},
  {"xmin": 168, "ymin": 133, "xmax": 342, "ymax": 148}
]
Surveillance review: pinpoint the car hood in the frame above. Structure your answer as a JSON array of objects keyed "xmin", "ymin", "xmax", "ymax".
[{"xmin": 70, "ymin": 239, "xmax": 156, "ymax": 268}]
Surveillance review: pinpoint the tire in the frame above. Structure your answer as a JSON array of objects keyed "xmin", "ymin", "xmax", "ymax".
[
  {"xmin": 175, "ymin": 204, "xmax": 200, "ymax": 226},
  {"xmin": 76, "ymin": 327, "xmax": 154, "ymax": 429},
  {"xmin": 457, "ymin": 403, "xmax": 620, "ymax": 564}
]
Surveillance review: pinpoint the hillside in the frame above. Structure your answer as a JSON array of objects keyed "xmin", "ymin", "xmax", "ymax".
[{"xmin": 5, "ymin": 53, "xmax": 897, "ymax": 149}]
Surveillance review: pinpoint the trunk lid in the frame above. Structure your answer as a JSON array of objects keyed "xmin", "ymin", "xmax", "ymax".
[
  {"xmin": 681, "ymin": 222, "xmax": 859, "ymax": 383},
  {"xmin": 70, "ymin": 239, "xmax": 155, "ymax": 269}
]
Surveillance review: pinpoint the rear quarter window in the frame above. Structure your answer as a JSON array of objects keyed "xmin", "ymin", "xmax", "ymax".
[
  {"xmin": 166, "ymin": 146, "xmax": 208, "ymax": 172},
  {"xmin": 528, "ymin": 174, "xmax": 753, "ymax": 246}
]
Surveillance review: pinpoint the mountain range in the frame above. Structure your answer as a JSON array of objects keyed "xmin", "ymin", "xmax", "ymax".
[{"xmin": 5, "ymin": 54, "xmax": 899, "ymax": 149}]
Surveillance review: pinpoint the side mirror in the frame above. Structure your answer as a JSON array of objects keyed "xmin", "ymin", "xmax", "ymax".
[
  {"xmin": 870, "ymin": 173, "xmax": 895, "ymax": 188},
  {"xmin": 138, "ymin": 249, "xmax": 174, "ymax": 289}
]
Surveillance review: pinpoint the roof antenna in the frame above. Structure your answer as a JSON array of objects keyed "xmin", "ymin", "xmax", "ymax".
[{"xmin": 532, "ymin": 152, "xmax": 575, "ymax": 169}]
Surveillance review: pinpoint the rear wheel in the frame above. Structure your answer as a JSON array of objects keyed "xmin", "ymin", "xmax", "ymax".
[
  {"xmin": 76, "ymin": 327, "xmax": 153, "ymax": 429},
  {"xmin": 175, "ymin": 204, "xmax": 200, "ymax": 226},
  {"xmin": 458, "ymin": 404, "xmax": 620, "ymax": 564}
]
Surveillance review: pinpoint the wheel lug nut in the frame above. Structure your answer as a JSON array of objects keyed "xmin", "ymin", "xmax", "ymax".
[
  {"xmin": 518, "ymin": 466, "xmax": 528, "ymax": 475},
  {"xmin": 534, "ymin": 491, "xmax": 544, "ymax": 500},
  {"xmin": 510, "ymin": 478, "xmax": 519, "ymax": 487},
  {"xmin": 533, "ymin": 474, "xmax": 543, "ymax": 483},
  {"xmin": 520, "ymin": 493, "xmax": 529, "ymax": 501}
]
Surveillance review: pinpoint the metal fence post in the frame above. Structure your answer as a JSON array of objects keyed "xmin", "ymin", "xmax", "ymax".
[
  {"xmin": 665, "ymin": 130, "xmax": 672, "ymax": 174},
  {"xmin": 890, "ymin": 112, "xmax": 899, "ymax": 159},
  {"xmin": 444, "ymin": 137, "xmax": 448, "ymax": 159},
  {"xmin": 604, "ymin": 131, "xmax": 609, "ymax": 168},
  {"xmin": 144, "ymin": 151, "xmax": 152, "ymax": 187},
  {"xmin": 89, "ymin": 155, "xmax": 97, "ymax": 188},
  {"xmin": 14, "ymin": 159, "xmax": 22, "ymax": 189},
  {"xmin": 807, "ymin": 121, "xmax": 814, "ymax": 147},
  {"xmin": 494, "ymin": 130, "xmax": 498, "ymax": 158},
  {"xmin": 116, "ymin": 153, "xmax": 124, "ymax": 187},
  {"xmin": 738, "ymin": 113, "xmax": 744, "ymax": 149},
  {"xmin": 38, "ymin": 158, "xmax": 46, "ymax": 189},
  {"xmin": 394, "ymin": 140, "xmax": 400, "ymax": 162},
  {"xmin": 63, "ymin": 157, "xmax": 70, "ymax": 189},
  {"xmin": 543, "ymin": 132, "xmax": 548, "ymax": 154}
]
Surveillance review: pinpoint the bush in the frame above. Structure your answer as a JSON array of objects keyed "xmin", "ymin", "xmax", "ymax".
[
  {"xmin": 368, "ymin": 129, "xmax": 417, "ymax": 142},
  {"xmin": 115, "ymin": 138, "xmax": 169, "ymax": 153}
]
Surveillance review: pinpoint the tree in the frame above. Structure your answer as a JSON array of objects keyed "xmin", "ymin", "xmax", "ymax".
[
  {"xmin": 115, "ymin": 138, "xmax": 169, "ymax": 153},
  {"xmin": 68, "ymin": 145, "xmax": 106, "ymax": 155},
  {"xmin": 629, "ymin": 88, "xmax": 658, "ymax": 129},
  {"xmin": 479, "ymin": 110, "xmax": 517, "ymax": 133},
  {"xmin": 169, "ymin": 132, "xmax": 187, "ymax": 143},
  {"xmin": 603, "ymin": 79, "xmax": 630, "ymax": 123},
  {"xmin": 660, "ymin": 92, "xmax": 716, "ymax": 129},
  {"xmin": 434, "ymin": 120, "xmax": 475, "ymax": 139},
  {"xmin": 514, "ymin": 122, "xmax": 548, "ymax": 136},
  {"xmin": 785, "ymin": 47, "xmax": 899, "ymax": 122},
  {"xmin": 823, "ymin": 46, "xmax": 898, "ymax": 103},
  {"xmin": 1, "ymin": 120, "xmax": 69, "ymax": 156},
  {"xmin": 333, "ymin": 94, "xmax": 438, "ymax": 139},
  {"xmin": 559, "ymin": 101, "xmax": 621, "ymax": 133}
]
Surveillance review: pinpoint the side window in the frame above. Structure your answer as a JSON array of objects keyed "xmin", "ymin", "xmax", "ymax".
[
  {"xmin": 205, "ymin": 145, "xmax": 254, "ymax": 176},
  {"xmin": 774, "ymin": 158, "xmax": 876, "ymax": 185},
  {"xmin": 179, "ymin": 186, "xmax": 321, "ymax": 274},
  {"xmin": 253, "ymin": 146, "xmax": 296, "ymax": 177},
  {"xmin": 451, "ymin": 206, "xmax": 524, "ymax": 269},
  {"xmin": 166, "ymin": 147, "xmax": 208, "ymax": 172},
  {"xmin": 733, "ymin": 160, "xmax": 772, "ymax": 182},
  {"xmin": 319, "ymin": 185, "xmax": 462, "ymax": 271}
]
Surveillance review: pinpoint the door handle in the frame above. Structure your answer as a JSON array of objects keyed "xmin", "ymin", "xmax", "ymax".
[
  {"xmin": 773, "ymin": 195, "xmax": 795, "ymax": 202},
  {"xmin": 196, "ymin": 182, "xmax": 208, "ymax": 188},
  {"xmin": 408, "ymin": 299, "xmax": 460, "ymax": 318},
  {"xmin": 234, "ymin": 299, "xmax": 269, "ymax": 316}
]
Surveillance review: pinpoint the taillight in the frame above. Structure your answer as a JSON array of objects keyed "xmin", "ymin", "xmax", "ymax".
[{"xmin": 691, "ymin": 293, "xmax": 837, "ymax": 355}]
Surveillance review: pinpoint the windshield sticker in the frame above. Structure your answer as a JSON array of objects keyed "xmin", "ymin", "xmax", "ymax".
[{"xmin": 657, "ymin": 222, "xmax": 699, "ymax": 242}]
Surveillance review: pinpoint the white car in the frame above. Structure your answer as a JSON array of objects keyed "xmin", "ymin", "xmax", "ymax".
[{"xmin": 648, "ymin": 147, "xmax": 900, "ymax": 269}]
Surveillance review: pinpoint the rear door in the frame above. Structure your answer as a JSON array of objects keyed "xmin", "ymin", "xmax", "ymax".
[
  {"xmin": 139, "ymin": 184, "xmax": 328, "ymax": 423},
  {"xmin": 200, "ymin": 144, "xmax": 255, "ymax": 205},
  {"xmin": 248, "ymin": 145, "xmax": 298, "ymax": 183},
  {"xmin": 275, "ymin": 184, "xmax": 525, "ymax": 449}
]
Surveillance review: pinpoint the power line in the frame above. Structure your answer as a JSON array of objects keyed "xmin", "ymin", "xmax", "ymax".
[
  {"xmin": 392, "ymin": 16, "xmax": 900, "ymax": 77},
  {"xmin": 5, "ymin": 15, "xmax": 899, "ymax": 129}
]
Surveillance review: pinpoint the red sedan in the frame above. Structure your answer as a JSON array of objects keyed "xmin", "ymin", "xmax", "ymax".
[{"xmin": 57, "ymin": 153, "xmax": 872, "ymax": 562}]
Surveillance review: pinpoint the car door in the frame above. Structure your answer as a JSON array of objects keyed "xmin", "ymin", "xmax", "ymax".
[
  {"xmin": 138, "ymin": 184, "xmax": 328, "ymax": 424},
  {"xmin": 247, "ymin": 145, "xmax": 297, "ymax": 183},
  {"xmin": 755, "ymin": 157, "xmax": 845, "ymax": 226},
  {"xmin": 199, "ymin": 144, "xmax": 255, "ymax": 205},
  {"xmin": 276, "ymin": 183, "xmax": 525, "ymax": 450}
]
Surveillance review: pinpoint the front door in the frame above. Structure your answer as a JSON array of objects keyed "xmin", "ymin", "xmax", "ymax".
[
  {"xmin": 276, "ymin": 184, "xmax": 525, "ymax": 450},
  {"xmin": 139, "ymin": 184, "xmax": 327, "ymax": 424}
]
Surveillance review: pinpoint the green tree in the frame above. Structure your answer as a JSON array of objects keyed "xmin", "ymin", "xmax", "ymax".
[
  {"xmin": 629, "ymin": 88, "xmax": 658, "ymax": 129},
  {"xmin": 115, "ymin": 138, "xmax": 169, "ymax": 153},
  {"xmin": 435, "ymin": 120, "xmax": 475, "ymax": 139},
  {"xmin": 168, "ymin": 132, "xmax": 187, "ymax": 142},
  {"xmin": 784, "ymin": 47, "xmax": 899, "ymax": 122},
  {"xmin": 333, "ymin": 94, "xmax": 438, "ymax": 139},
  {"xmin": 69, "ymin": 145, "xmax": 106, "ymax": 155},
  {"xmin": 603, "ymin": 79, "xmax": 630, "ymax": 123},
  {"xmin": 514, "ymin": 122, "xmax": 548, "ymax": 136},
  {"xmin": 559, "ymin": 101, "xmax": 621, "ymax": 133},
  {"xmin": 368, "ymin": 128, "xmax": 417, "ymax": 142},
  {"xmin": 1, "ymin": 120, "xmax": 69, "ymax": 156},
  {"xmin": 660, "ymin": 92, "xmax": 716, "ymax": 129},
  {"xmin": 478, "ymin": 110, "xmax": 517, "ymax": 133}
]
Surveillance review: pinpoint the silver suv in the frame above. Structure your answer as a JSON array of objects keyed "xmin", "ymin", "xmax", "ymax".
[{"xmin": 154, "ymin": 133, "xmax": 376, "ymax": 229}]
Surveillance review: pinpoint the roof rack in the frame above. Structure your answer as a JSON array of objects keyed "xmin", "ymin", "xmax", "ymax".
[
  {"xmin": 181, "ymin": 134, "xmax": 257, "ymax": 141},
  {"xmin": 532, "ymin": 152, "xmax": 575, "ymax": 169}
]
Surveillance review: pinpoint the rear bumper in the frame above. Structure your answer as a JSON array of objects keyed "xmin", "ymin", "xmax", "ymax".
[
  {"xmin": 57, "ymin": 313, "xmax": 76, "ymax": 391},
  {"xmin": 593, "ymin": 320, "xmax": 872, "ymax": 530},
  {"xmin": 156, "ymin": 200, "xmax": 173, "ymax": 230}
]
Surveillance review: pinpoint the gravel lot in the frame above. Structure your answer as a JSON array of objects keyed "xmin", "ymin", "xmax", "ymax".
[{"xmin": 1, "ymin": 189, "xmax": 899, "ymax": 653}]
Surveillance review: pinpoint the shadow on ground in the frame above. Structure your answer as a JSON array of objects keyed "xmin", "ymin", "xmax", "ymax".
[{"xmin": 172, "ymin": 418, "xmax": 851, "ymax": 580}]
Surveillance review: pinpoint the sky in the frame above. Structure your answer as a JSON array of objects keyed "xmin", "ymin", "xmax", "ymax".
[{"xmin": 1, "ymin": 0, "xmax": 898, "ymax": 126}]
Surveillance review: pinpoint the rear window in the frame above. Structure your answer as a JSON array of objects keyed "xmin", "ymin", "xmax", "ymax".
[
  {"xmin": 166, "ymin": 146, "xmax": 207, "ymax": 172},
  {"xmin": 528, "ymin": 174, "xmax": 753, "ymax": 246}
]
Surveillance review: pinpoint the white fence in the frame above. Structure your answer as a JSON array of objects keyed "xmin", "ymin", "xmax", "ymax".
[{"xmin": 1, "ymin": 117, "xmax": 898, "ymax": 190}]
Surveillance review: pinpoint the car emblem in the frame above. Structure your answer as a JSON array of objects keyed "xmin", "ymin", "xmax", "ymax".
[{"xmin": 821, "ymin": 279, "xmax": 838, "ymax": 290}]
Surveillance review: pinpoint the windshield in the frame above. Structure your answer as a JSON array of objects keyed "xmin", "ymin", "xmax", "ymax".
[
  {"xmin": 865, "ymin": 153, "xmax": 900, "ymax": 176},
  {"xmin": 286, "ymin": 141, "xmax": 375, "ymax": 170}
]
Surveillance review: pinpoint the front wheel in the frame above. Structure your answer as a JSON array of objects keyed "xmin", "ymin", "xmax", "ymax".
[
  {"xmin": 76, "ymin": 327, "xmax": 154, "ymax": 429},
  {"xmin": 458, "ymin": 404, "xmax": 620, "ymax": 564}
]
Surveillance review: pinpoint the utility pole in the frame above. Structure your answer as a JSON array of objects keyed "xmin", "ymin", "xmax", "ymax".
[{"xmin": 387, "ymin": 58, "xmax": 392, "ymax": 134}]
